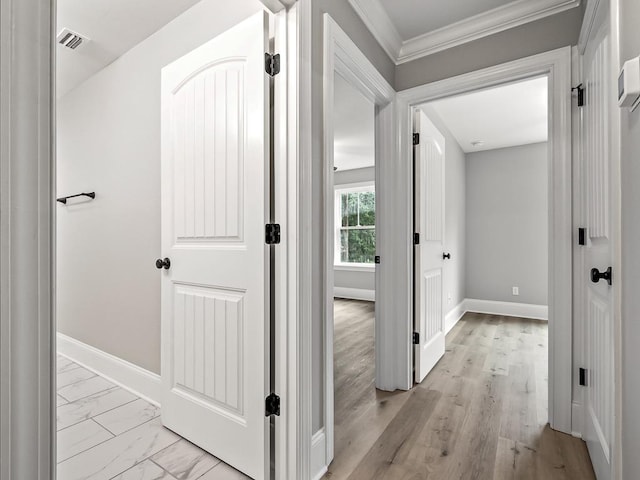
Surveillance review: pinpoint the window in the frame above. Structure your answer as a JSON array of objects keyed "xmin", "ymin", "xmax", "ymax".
[{"xmin": 335, "ymin": 183, "xmax": 375, "ymax": 267}]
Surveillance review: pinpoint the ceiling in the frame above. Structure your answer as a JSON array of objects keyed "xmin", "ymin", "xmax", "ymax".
[
  {"xmin": 379, "ymin": 0, "xmax": 512, "ymax": 41},
  {"xmin": 348, "ymin": 0, "xmax": 581, "ymax": 64},
  {"xmin": 56, "ymin": 0, "xmax": 201, "ymax": 97},
  {"xmin": 425, "ymin": 76, "xmax": 548, "ymax": 153},
  {"xmin": 333, "ymin": 73, "xmax": 375, "ymax": 171}
]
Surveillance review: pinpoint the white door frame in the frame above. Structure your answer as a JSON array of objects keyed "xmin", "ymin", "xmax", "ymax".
[
  {"xmin": 0, "ymin": 0, "xmax": 301, "ymax": 478},
  {"xmin": 319, "ymin": 13, "xmax": 397, "ymax": 474},
  {"xmin": 273, "ymin": 2, "xmax": 309, "ymax": 479},
  {"xmin": 397, "ymin": 47, "xmax": 574, "ymax": 434},
  {"xmin": 0, "ymin": 0, "xmax": 55, "ymax": 478}
]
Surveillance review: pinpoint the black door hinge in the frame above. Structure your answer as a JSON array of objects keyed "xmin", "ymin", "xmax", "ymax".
[
  {"xmin": 413, "ymin": 332, "xmax": 420, "ymax": 344},
  {"xmin": 579, "ymin": 368, "xmax": 587, "ymax": 386},
  {"xmin": 265, "ymin": 53, "xmax": 281, "ymax": 77},
  {"xmin": 265, "ymin": 224, "xmax": 281, "ymax": 244},
  {"xmin": 591, "ymin": 266, "xmax": 612, "ymax": 285},
  {"xmin": 414, "ymin": 233, "xmax": 420, "ymax": 245},
  {"xmin": 374, "ymin": 255, "xmax": 381, "ymax": 264},
  {"xmin": 572, "ymin": 84, "xmax": 585, "ymax": 107},
  {"xmin": 265, "ymin": 393, "xmax": 280, "ymax": 416},
  {"xmin": 413, "ymin": 133, "xmax": 420, "ymax": 145},
  {"xmin": 578, "ymin": 227, "xmax": 586, "ymax": 246}
]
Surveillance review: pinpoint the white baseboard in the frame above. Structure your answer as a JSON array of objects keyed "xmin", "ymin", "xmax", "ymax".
[
  {"xmin": 334, "ymin": 287, "xmax": 375, "ymax": 302},
  {"xmin": 311, "ymin": 428, "xmax": 328, "ymax": 480},
  {"xmin": 445, "ymin": 301, "xmax": 466, "ymax": 334},
  {"xmin": 464, "ymin": 298, "xmax": 548, "ymax": 321},
  {"xmin": 57, "ymin": 333, "xmax": 162, "ymax": 406},
  {"xmin": 571, "ymin": 401, "xmax": 583, "ymax": 438}
]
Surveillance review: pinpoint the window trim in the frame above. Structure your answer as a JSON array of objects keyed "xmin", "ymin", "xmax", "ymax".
[{"xmin": 334, "ymin": 181, "xmax": 375, "ymax": 268}]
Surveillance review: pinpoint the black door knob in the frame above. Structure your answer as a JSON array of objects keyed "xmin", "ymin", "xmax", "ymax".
[
  {"xmin": 443, "ymin": 253, "xmax": 451, "ymax": 260},
  {"xmin": 590, "ymin": 266, "xmax": 612, "ymax": 285},
  {"xmin": 155, "ymin": 258, "xmax": 171, "ymax": 270}
]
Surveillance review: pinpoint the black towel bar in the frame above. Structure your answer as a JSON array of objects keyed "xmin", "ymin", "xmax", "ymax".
[{"xmin": 56, "ymin": 192, "xmax": 96, "ymax": 204}]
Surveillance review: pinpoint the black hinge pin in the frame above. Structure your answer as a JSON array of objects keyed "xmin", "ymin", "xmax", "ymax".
[
  {"xmin": 265, "ymin": 393, "xmax": 280, "ymax": 416},
  {"xmin": 265, "ymin": 224, "xmax": 281, "ymax": 245},
  {"xmin": 265, "ymin": 53, "xmax": 281, "ymax": 77},
  {"xmin": 572, "ymin": 84, "xmax": 585, "ymax": 107},
  {"xmin": 413, "ymin": 332, "xmax": 420, "ymax": 344},
  {"xmin": 578, "ymin": 227, "xmax": 586, "ymax": 246},
  {"xmin": 579, "ymin": 368, "xmax": 587, "ymax": 386},
  {"xmin": 414, "ymin": 233, "xmax": 420, "ymax": 245},
  {"xmin": 413, "ymin": 133, "xmax": 420, "ymax": 145}
]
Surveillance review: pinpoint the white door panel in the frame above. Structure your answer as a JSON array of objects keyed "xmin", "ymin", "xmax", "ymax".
[
  {"xmin": 161, "ymin": 11, "xmax": 270, "ymax": 480},
  {"xmin": 414, "ymin": 110, "xmax": 446, "ymax": 384},
  {"xmin": 581, "ymin": 9, "xmax": 614, "ymax": 479}
]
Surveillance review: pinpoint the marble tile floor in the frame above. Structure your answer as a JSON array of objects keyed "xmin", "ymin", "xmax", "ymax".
[{"xmin": 56, "ymin": 354, "xmax": 251, "ymax": 480}]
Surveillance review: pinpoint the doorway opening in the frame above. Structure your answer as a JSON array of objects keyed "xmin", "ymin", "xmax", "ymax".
[
  {"xmin": 397, "ymin": 48, "xmax": 574, "ymax": 436},
  {"xmin": 319, "ymin": 14, "xmax": 397, "ymax": 478},
  {"xmin": 413, "ymin": 74, "xmax": 553, "ymax": 435},
  {"xmin": 412, "ymin": 76, "xmax": 551, "ymax": 385},
  {"xmin": 330, "ymin": 70, "xmax": 378, "ymax": 472},
  {"xmin": 54, "ymin": 1, "xmax": 290, "ymax": 479}
]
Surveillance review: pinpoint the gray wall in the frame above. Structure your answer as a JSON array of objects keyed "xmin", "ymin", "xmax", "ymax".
[
  {"xmin": 396, "ymin": 7, "xmax": 584, "ymax": 90},
  {"xmin": 619, "ymin": 0, "xmax": 640, "ymax": 476},
  {"xmin": 334, "ymin": 165, "xmax": 375, "ymax": 186},
  {"xmin": 56, "ymin": 0, "xmax": 264, "ymax": 374},
  {"xmin": 334, "ymin": 167, "xmax": 376, "ymax": 292},
  {"xmin": 465, "ymin": 143, "xmax": 548, "ymax": 305},
  {"xmin": 422, "ymin": 107, "xmax": 467, "ymax": 314},
  {"xmin": 310, "ymin": 2, "xmax": 395, "ymax": 432}
]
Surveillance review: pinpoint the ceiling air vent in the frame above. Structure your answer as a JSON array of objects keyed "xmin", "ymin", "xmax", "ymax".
[{"xmin": 57, "ymin": 28, "xmax": 89, "ymax": 50}]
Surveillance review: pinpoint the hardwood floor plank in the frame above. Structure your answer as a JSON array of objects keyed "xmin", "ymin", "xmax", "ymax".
[
  {"xmin": 346, "ymin": 388, "xmax": 442, "ymax": 480},
  {"xmin": 493, "ymin": 437, "xmax": 538, "ymax": 480},
  {"xmin": 326, "ymin": 303, "xmax": 596, "ymax": 479},
  {"xmin": 328, "ymin": 389, "xmax": 413, "ymax": 479},
  {"xmin": 500, "ymin": 364, "xmax": 541, "ymax": 448},
  {"xmin": 438, "ymin": 372, "xmax": 508, "ymax": 480}
]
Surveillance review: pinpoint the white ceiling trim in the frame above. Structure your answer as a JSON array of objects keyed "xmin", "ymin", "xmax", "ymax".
[
  {"xmin": 348, "ymin": 0, "xmax": 403, "ymax": 62},
  {"xmin": 349, "ymin": 0, "xmax": 581, "ymax": 65},
  {"xmin": 397, "ymin": 0, "xmax": 581, "ymax": 64},
  {"xmin": 577, "ymin": 0, "xmax": 601, "ymax": 54}
]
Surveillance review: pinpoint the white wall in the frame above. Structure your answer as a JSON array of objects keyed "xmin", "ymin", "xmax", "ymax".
[
  {"xmin": 333, "ymin": 167, "xmax": 376, "ymax": 295},
  {"xmin": 421, "ymin": 107, "xmax": 467, "ymax": 315},
  {"xmin": 56, "ymin": 0, "xmax": 265, "ymax": 374},
  {"xmin": 465, "ymin": 143, "xmax": 548, "ymax": 306},
  {"xmin": 620, "ymin": 0, "xmax": 640, "ymax": 476}
]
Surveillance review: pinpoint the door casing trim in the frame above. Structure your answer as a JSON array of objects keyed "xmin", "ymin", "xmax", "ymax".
[
  {"xmin": 397, "ymin": 46, "xmax": 574, "ymax": 434},
  {"xmin": 318, "ymin": 13, "xmax": 398, "ymax": 475}
]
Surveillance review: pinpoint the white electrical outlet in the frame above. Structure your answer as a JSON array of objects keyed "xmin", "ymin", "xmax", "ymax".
[{"xmin": 512, "ymin": 286, "xmax": 519, "ymax": 296}]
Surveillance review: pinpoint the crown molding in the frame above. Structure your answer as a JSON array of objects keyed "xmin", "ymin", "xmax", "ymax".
[
  {"xmin": 348, "ymin": 0, "xmax": 403, "ymax": 62},
  {"xmin": 349, "ymin": 0, "xmax": 581, "ymax": 65},
  {"xmin": 577, "ymin": 0, "xmax": 601, "ymax": 54}
]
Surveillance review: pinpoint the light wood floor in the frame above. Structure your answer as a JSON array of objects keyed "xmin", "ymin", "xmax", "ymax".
[{"xmin": 327, "ymin": 299, "xmax": 595, "ymax": 480}]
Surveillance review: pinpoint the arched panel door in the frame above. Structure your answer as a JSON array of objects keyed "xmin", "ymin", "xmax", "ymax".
[{"xmin": 160, "ymin": 11, "xmax": 271, "ymax": 480}]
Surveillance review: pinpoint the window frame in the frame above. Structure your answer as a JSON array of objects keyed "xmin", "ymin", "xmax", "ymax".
[{"xmin": 334, "ymin": 181, "xmax": 376, "ymax": 270}]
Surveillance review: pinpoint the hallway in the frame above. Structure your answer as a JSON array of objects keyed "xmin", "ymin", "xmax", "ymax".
[{"xmin": 327, "ymin": 302, "xmax": 595, "ymax": 479}]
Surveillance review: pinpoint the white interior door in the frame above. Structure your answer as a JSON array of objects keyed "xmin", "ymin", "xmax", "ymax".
[
  {"xmin": 581, "ymin": 7, "xmax": 614, "ymax": 479},
  {"xmin": 413, "ymin": 109, "xmax": 446, "ymax": 384},
  {"xmin": 160, "ymin": 12, "xmax": 271, "ymax": 480}
]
